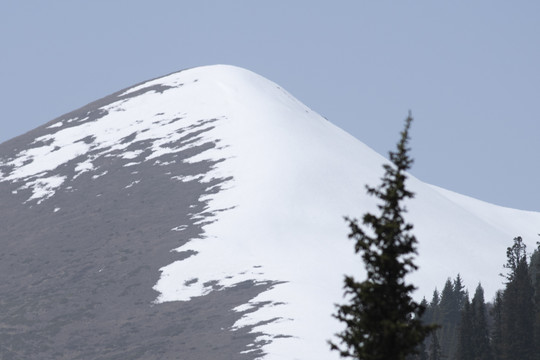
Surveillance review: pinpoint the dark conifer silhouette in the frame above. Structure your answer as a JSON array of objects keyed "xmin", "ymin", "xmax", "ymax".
[
  {"xmin": 500, "ymin": 237, "xmax": 534, "ymax": 360},
  {"xmin": 530, "ymin": 244, "xmax": 540, "ymax": 360},
  {"xmin": 470, "ymin": 284, "xmax": 492, "ymax": 360},
  {"xmin": 330, "ymin": 114, "xmax": 434, "ymax": 360},
  {"xmin": 437, "ymin": 276, "xmax": 464, "ymax": 359},
  {"xmin": 490, "ymin": 291, "xmax": 503, "ymax": 360},
  {"xmin": 423, "ymin": 237, "xmax": 540, "ymax": 360},
  {"xmin": 428, "ymin": 331, "xmax": 442, "ymax": 360},
  {"xmin": 456, "ymin": 294, "xmax": 474, "ymax": 360}
]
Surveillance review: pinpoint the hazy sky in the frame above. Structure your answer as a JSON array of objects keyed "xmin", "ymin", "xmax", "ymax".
[{"xmin": 2, "ymin": 1, "xmax": 539, "ymax": 212}]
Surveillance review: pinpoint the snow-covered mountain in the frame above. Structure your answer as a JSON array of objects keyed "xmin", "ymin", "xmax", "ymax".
[{"xmin": 0, "ymin": 65, "xmax": 538, "ymax": 360}]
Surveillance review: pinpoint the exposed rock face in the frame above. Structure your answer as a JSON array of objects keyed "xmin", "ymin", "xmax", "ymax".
[{"xmin": 0, "ymin": 67, "xmax": 272, "ymax": 360}]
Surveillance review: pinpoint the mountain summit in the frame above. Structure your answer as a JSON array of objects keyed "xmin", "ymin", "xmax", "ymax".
[{"xmin": 1, "ymin": 65, "xmax": 538, "ymax": 360}]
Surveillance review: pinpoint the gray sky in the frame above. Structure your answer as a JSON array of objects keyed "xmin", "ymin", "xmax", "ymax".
[{"xmin": 2, "ymin": 1, "xmax": 539, "ymax": 212}]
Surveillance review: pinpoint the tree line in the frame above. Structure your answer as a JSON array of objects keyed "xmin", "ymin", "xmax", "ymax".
[
  {"xmin": 419, "ymin": 236, "xmax": 540, "ymax": 360},
  {"xmin": 329, "ymin": 114, "xmax": 538, "ymax": 360}
]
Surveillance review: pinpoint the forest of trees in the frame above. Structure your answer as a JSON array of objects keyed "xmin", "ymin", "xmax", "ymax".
[{"xmin": 416, "ymin": 236, "xmax": 540, "ymax": 360}]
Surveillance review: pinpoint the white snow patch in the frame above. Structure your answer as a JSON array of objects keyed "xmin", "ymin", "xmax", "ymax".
[
  {"xmin": 75, "ymin": 160, "xmax": 94, "ymax": 173},
  {"xmin": 125, "ymin": 180, "xmax": 140, "ymax": 189},
  {"xmin": 171, "ymin": 225, "xmax": 187, "ymax": 232},
  {"xmin": 23, "ymin": 175, "xmax": 66, "ymax": 204},
  {"xmin": 74, "ymin": 160, "xmax": 94, "ymax": 179},
  {"xmin": 233, "ymin": 302, "xmax": 257, "ymax": 313},
  {"xmin": 5, "ymin": 140, "xmax": 90, "ymax": 180},
  {"xmin": 92, "ymin": 171, "xmax": 108, "ymax": 180},
  {"xmin": 121, "ymin": 150, "xmax": 143, "ymax": 160},
  {"xmin": 47, "ymin": 121, "xmax": 63, "ymax": 129},
  {"xmin": 170, "ymin": 175, "xmax": 204, "ymax": 183},
  {"xmin": 154, "ymin": 159, "xmax": 176, "ymax": 166}
]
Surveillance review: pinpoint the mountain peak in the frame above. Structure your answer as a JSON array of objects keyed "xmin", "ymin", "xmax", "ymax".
[{"xmin": 1, "ymin": 66, "xmax": 539, "ymax": 360}]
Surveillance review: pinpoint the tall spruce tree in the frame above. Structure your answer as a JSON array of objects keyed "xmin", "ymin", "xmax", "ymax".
[
  {"xmin": 330, "ymin": 114, "xmax": 434, "ymax": 360},
  {"xmin": 438, "ymin": 276, "xmax": 463, "ymax": 359},
  {"xmin": 502, "ymin": 236, "xmax": 527, "ymax": 282},
  {"xmin": 470, "ymin": 284, "xmax": 492, "ymax": 360},
  {"xmin": 500, "ymin": 237, "xmax": 534, "ymax": 360},
  {"xmin": 415, "ymin": 298, "xmax": 430, "ymax": 360},
  {"xmin": 529, "ymin": 245, "xmax": 540, "ymax": 290},
  {"xmin": 490, "ymin": 291, "xmax": 503, "ymax": 360},
  {"xmin": 454, "ymin": 274, "xmax": 467, "ymax": 310},
  {"xmin": 424, "ymin": 290, "xmax": 440, "ymax": 327},
  {"xmin": 530, "ymin": 245, "xmax": 540, "ymax": 360},
  {"xmin": 456, "ymin": 295, "xmax": 474, "ymax": 360},
  {"xmin": 428, "ymin": 332, "xmax": 442, "ymax": 360}
]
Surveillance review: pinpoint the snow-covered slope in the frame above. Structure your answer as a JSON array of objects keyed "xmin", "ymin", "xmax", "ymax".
[{"xmin": 1, "ymin": 65, "xmax": 538, "ymax": 360}]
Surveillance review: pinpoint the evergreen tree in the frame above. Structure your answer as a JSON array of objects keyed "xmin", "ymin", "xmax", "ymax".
[
  {"xmin": 428, "ymin": 331, "xmax": 442, "ymax": 360},
  {"xmin": 330, "ymin": 114, "xmax": 434, "ymax": 360},
  {"xmin": 430, "ymin": 289, "xmax": 440, "ymax": 309},
  {"xmin": 437, "ymin": 279, "xmax": 454, "ymax": 358},
  {"xmin": 500, "ymin": 237, "xmax": 534, "ymax": 360},
  {"xmin": 530, "ymin": 245, "xmax": 540, "ymax": 360},
  {"xmin": 456, "ymin": 295, "xmax": 474, "ymax": 360},
  {"xmin": 415, "ymin": 298, "xmax": 430, "ymax": 360},
  {"xmin": 437, "ymin": 276, "xmax": 463, "ymax": 359},
  {"xmin": 470, "ymin": 284, "xmax": 492, "ymax": 360},
  {"xmin": 529, "ymin": 246, "xmax": 540, "ymax": 290},
  {"xmin": 454, "ymin": 274, "xmax": 467, "ymax": 310},
  {"xmin": 424, "ymin": 289, "xmax": 440, "ymax": 328},
  {"xmin": 501, "ymin": 236, "xmax": 527, "ymax": 282},
  {"xmin": 490, "ymin": 291, "xmax": 503, "ymax": 360},
  {"xmin": 421, "ymin": 290, "xmax": 440, "ymax": 360}
]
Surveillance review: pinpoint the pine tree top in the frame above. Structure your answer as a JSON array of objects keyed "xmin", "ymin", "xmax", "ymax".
[{"xmin": 330, "ymin": 113, "xmax": 435, "ymax": 360}]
